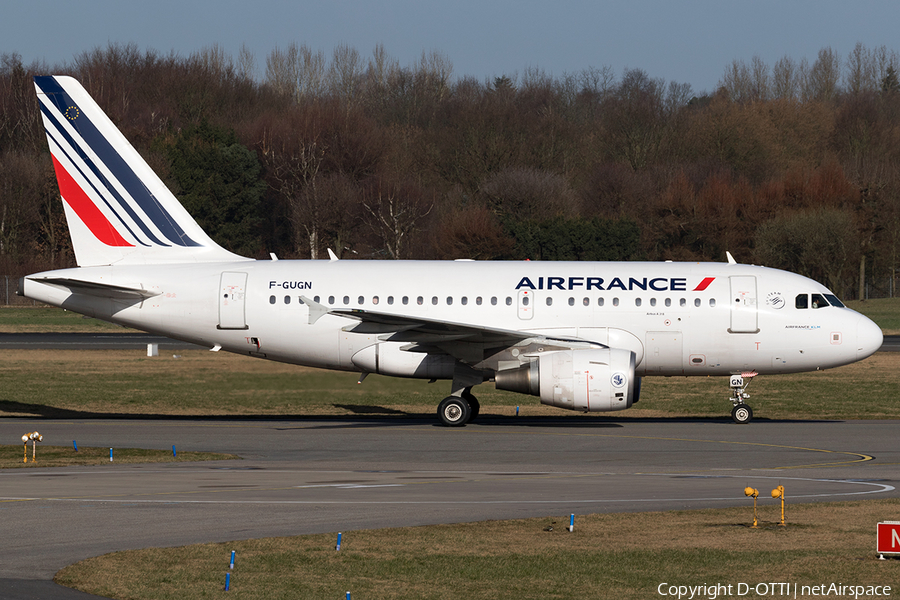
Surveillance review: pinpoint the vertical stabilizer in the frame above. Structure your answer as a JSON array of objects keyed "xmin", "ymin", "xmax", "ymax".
[{"xmin": 34, "ymin": 75, "xmax": 249, "ymax": 266}]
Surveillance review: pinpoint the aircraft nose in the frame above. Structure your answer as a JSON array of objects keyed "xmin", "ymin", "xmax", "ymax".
[{"xmin": 856, "ymin": 314, "xmax": 883, "ymax": 360}]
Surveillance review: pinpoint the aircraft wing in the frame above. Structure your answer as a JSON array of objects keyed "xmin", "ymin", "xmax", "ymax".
[{"xmin": 302, "ymin": 296, "xmax": 601, "ymax": 368}]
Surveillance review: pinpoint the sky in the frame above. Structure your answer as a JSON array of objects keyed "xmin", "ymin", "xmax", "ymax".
[{"xmin": 3, "ymin": 0, "xmax": 900, "ymax": 94}]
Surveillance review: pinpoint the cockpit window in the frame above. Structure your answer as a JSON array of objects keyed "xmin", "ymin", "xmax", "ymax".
[
  {"xmin": 797, "ymin": 292, "xmax": 844, "ymax": 309},
  {"xmin": 824, "ymin": 294, "xmax": 845, "ymax": 308}
]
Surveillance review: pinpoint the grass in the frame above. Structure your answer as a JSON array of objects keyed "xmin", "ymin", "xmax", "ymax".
[
  {"xmin": 0, "ymin": 348, "xmax": 898, "ymax": 421},
  {"xmin": 0, "ymin": 305, "xmax": 138, "ymax": 332},
  {"xmin": 0, "ymin": 444, "xmax": 238, "ymax": 468},
  {"xmin": 55, "ymin": 499, "xmax": 900, "ymax": 599}
]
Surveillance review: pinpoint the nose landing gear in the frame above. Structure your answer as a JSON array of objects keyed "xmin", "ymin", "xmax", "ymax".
[{"xmin": 729, "ymin": 372, "xmax": 756, "ymax": 424}]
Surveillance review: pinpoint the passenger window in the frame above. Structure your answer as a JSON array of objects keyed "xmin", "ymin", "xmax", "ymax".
[
  {"xmin": 680, "ymin": 298, "xmax": 686, "ymax": 307},
  {"xmin": 269, "ymin": 295, "xmax": 276, "ymax": 305},
  {"xmin": 328, "ymin": 296, "xmax": 335, "ymax": 305},
  {"xmin": 795, "ymin": 294, "xmax": 808, "ymax": 309},
  {"xmin": 546, "ymin": 297, "xmax": 553, "ymax": 306},
  {"xmin": 694, "ymin": 298, "xmax": 701, "ymax": 307},
  {"xmin": 811, "ymin": 294, "xmax": 828, "ymax": 309},
  {"xmin": 387, "ymin": 296, "xmax": 394, "ymax": 305},
  {"xmin": 476, "ymin": 296, "xmax": 483, "ymax": 306},
  {"xmin": 372, "ymin": 296, "xmax": 379, "ymax": 305},
  {"xmin": 505, "ymin": 297, "xmax": 512, "ymax": 306},
  {"xmin": 568, "ymin": 297, "xmax": 575, "ymax": 306},
  {"xmin": 665, "ymin": 298, "xmax": 671, "ymax": 307},
  {"xmin": 284, "ymin": 296, "xmax": 291, "ymax": 304},
  {"xmin": 432, "ymin": 296, "xmax": 438, "ymax": 305},
  {"xmin": 402, "ymin": 296, "xmax": 409, "ymax": 305},
  {"xmin": 358, "ymin": 296, "xmax": 364, "ymax": 305},
  {"xmin": 650, "ymin": 298, "xmax": 656, "ymax": 307},
  {"xmin": 583, "ymin": 297, "xmax": 589, "ymax": 306},
  {"xmin": 491, "ymin": 297, "xmax": 498, "ymax": 306},
  {"xmin": 635, "ymin": 298, "xmax": 642, "ymax": 307},
  {"xmin": 613, "ymin": 298, "xmax": 619, "ymax": 307},
  {"xmin": 709, "ymin": 298, "xmax": 716, "ymax": 307},
  {"xmin": 417, "ymin": 296, "xmax": 423, "ymax": 305},
  {"xmin": 522, "ymin": 296, "xmax": 530, "ymax": 306},
  {"xmin": 461, "ymin": 297, "xmax": 468, "ymax": 306},
  {"xmin": 446, "ymin": 296, "xmax": 453, "ymax": 305}
]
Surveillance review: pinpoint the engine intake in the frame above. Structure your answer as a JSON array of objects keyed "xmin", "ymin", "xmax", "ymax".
[{"xmin": 495, "ymin": 348, "xmax": 639, "ymax": 412}]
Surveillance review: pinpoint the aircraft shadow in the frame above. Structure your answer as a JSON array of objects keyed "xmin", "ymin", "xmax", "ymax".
[{"xmin": 0, "ymin": 400, "xmax": 838, "ymax": 428}]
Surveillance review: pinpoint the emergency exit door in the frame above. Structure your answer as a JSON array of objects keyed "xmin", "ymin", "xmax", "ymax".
[{"xmin": 218, "ymin": 272, "xmax": 248, "ymax": 330}]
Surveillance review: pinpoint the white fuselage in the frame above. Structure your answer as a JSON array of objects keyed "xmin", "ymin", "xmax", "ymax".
[{"xmin": 22, "ymin": 259, "xmax": 883, "ymax": 379}]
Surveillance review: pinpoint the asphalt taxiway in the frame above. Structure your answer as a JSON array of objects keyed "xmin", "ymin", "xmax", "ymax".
[{"xmin": 1, "ymin": 415, "xmax": 898, "ymax": 598}]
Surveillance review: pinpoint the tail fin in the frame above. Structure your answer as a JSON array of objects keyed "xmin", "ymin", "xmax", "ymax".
[{"xmin": 34, "ymin": 75, "xmax": 248, "ymax": 266}]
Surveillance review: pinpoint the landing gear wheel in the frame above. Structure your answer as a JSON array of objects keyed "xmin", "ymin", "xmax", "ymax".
[
  {"xmin": 731, "ymin": 404, "xmax": 753, "ymax": 424},
  {"xmin": 438, "ymin": 396, "xmax": 471, "ymax": 427},
  {"xmin": 462, "ymin": 392, "xmax": 480, "ymax": 422}
]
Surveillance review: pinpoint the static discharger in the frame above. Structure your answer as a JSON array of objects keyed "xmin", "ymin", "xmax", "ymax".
[
  {"xmin": 744, "ymin": 487, "xmax": 760, "ymax": 528},
  {"xmin": 21, "ymin": 431, "xmax": 42, "ymax": 463},
  {"xmin": 772, "ymin": 485, "xmax": 786, "ymax": 526}
]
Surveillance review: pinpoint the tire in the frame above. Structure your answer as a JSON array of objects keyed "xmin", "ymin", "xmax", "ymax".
[
  {"xmin": 462, "ymin": 392, "xmax": 480, "ymax": 421},
  {"xmin": 731, "ymin": 404, "xmax": 753, "ymax": 424},
  {"xmin": 438, "ymin": 396, "xmax": 471, "ymax": 427}
]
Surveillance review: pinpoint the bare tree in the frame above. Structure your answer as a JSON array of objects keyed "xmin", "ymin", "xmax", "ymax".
[
  {"xmin": 772, "ymin": 55, "xmax": 799, "ymax": 100},
  {"xmin": 328, "ymin": 44, "xmax": 363, "ymax": 106},
  {"xmin": 361, "ymin": 176, "xmax": 433, "ymax": 259},
  {"xmin": 237, "ymin": 44, "xmax": 255, "ymax": 81},
  {"xmin": 265, "ymin": 43, "xmax": 326, "ymax": 101},
  {"xmin": 804, "ymin": 47, "xmax": 841, "ymax": 102}
]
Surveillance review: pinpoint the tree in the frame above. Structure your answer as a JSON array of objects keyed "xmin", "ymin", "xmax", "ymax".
[
  {"xmin": 361, "ymin": 175, "xmax": 432, "ymax": 259},
  {"xmin": 157, "ymin": 121, "xmax": 265, "ymax": 257},
  {"xmin": 754, "ymin": 208, "xmax": 859, "ymax": 295}
]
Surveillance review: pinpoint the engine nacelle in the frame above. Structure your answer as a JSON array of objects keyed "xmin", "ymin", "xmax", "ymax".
[{"xmin": 495, "ymin": 348, "xmax": 639, "ymax": 412}]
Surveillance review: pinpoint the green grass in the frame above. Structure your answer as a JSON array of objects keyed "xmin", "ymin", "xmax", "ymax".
[
  {"xmin": 0, "ymin": 306, "xmax": 136, "ymax": 332},
  {"xmin": 0, "ymin": 444, "xmax": 238, "ymax": 468},
  {"xmin": 55, "ymin": 499, "xmax": 900, "ymax": 600},
  {"xmin": 1, "ymin": 349, "xmax": 898, "ymax": 421}
]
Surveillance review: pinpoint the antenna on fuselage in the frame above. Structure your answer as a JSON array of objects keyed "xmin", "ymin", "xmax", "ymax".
[{"xmin": 726, "ymin": 251, "xmax": 737, "ymax": 265}]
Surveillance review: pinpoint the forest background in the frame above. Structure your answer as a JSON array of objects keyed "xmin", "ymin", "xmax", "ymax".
[{"xmin": 2, "ymin": 42, "xmax": 900, "ymax": 302}]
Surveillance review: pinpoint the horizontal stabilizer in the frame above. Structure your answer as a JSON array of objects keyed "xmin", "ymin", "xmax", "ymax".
[{"xmin": 28, "ymin": 277, "xmax": 160, "ymax": 300}]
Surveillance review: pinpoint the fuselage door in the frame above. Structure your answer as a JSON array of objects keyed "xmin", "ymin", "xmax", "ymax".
[
  {"xmin": 518, "ymin": 289, "xmax": 534, "ymax": 320},
  {"xmin": 218, "ymin": 271, "xmax": 248, "ymax": 330},
  {"xmin": 729, "ymin": 275, "xmax": 758, "ymax": 333}
]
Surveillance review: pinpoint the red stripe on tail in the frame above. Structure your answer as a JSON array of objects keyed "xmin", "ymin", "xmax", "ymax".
[{"xmin": 51, "ymin": 156, "xmax": 133, "ymax": 247}]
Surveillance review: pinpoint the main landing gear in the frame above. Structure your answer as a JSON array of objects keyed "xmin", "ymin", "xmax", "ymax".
[
  {"xmin": 729, "ymin": 373, "xmax": 756, "ymax": 424},
  {"xmin": 437, "ymin": 390, "xmax": 480, "ymax": 427},
  {"xmin": 437, "ymin": 363, "xmax": 484, "ymax": 427}
]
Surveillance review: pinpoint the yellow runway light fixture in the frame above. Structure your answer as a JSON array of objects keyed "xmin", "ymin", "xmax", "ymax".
[
  {"xmin": 744, "ymin": 487, "xmax": 759, "ymax": 528},
  {"xmin": 771, "ymin": 485, "xmax": 786, "ymax": 526},
  {"xmin": 21, "ymin": 431, "xmax": 43, "ymax": 463}
]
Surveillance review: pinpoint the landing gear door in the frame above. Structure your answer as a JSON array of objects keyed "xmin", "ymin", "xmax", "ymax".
[
  {"xmin": 729, "ymin": 275, "xmax": 758, "ymax": 333},
  {"xmin": 218, "ymin": 272, "xmax": 248, "ymax": 330}
]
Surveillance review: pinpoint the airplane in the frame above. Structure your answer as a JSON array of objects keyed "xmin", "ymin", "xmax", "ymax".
[{"xmin": 18, "ymin": 75, "xmax": 884, "ymax": 426}]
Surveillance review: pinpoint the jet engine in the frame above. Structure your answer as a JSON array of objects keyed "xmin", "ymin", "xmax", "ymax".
[{"xmin": 494, "ymin": 348, "xmax": 639, "ymax": 412}]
